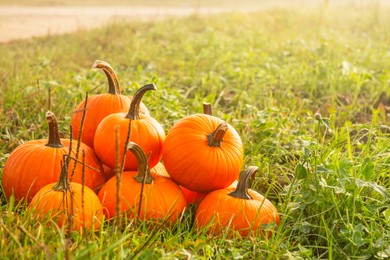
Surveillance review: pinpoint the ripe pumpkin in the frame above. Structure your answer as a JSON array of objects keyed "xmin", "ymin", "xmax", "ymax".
[
  {"xmin": 71, "ymin": 60, "xmax": 149, "ymax": 148},
  {"xmin": 2, "ymin": 111, "xmax": 105, "ymax": 201},
  {"xmin": 194, "ymin": 166, "xmax": 280, "ymax": 237},
  {"xmin": 29, "ymin": 156, "xmax": 104, "ymax": 231},
  {"xmin": 94, "ymin": 84, "xmax": 165, "ymax": 171},
  {"xmin": 102, "ymin": 164, "xmax": 115, "ymax": 180},
  {"xmin": 98, "ymin": 142, "xmax": 187, "ymax": 223},
  {"xmin": 150, "ymin": 162, "xmax": 170, "ymax": 177},
  {"xmin": 162, "ymin": 111, "xmax": 243, "ymax": 193},
  {"xmin": 180, "ymin": 186, "xmax": 207, "ymax": 205},
  {"xmin": 176, "ymin": 101, "xmax": 220, "ymax": 204}
]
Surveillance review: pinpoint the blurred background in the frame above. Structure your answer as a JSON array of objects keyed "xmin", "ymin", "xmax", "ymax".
[
  {"xmin": 0, "ymin": 0, "xmax": 389, "ymax": 7},
  {"xmin": 1, "ymin": 0, "xmax": 388, "ymax": 43}
]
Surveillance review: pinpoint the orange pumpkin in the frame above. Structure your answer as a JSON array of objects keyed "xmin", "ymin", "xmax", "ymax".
[
  {"xmin": 194, "ymin": 166, "xmax": 280, "ymax": 237},
  {"xmin": 71, "ymin": 60, "xmax": 149, "ymax": 149},
  {"xmin": 2, "ymin": 111, "xmax": 105, "ymax": 201},
  {"xmin": 162, "ymin": 113, "xmax": 243, "ymax": 193},
  {"xmin": 102, "ymin": 164, "xmax": 115, "ymax": 180},
  {"xmin": 180, "ymin": 186, "xmax": 207, "ymax": 205},
  {"xmin": 176, "ymin": 102, "xmax": 219, "ymax": 204},
  {"xmin": 94, "ymin": 84, "xmax": 165, "ymax": 171},
  {"xmin": 29, "ymin": 157, "xmax": 104, "ymax": 231},
  {"xmin": 98, "ymin": 142, "xmax": 187, "ymax": 223},
  {"xmin": 150, "ymin": 162, "xmax": 170, "ymax": 177}
]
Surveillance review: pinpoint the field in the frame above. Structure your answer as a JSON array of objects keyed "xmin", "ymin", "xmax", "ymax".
[{"xmin": 1, "ymin": 1, "xmax": 390, "ymax": 259}]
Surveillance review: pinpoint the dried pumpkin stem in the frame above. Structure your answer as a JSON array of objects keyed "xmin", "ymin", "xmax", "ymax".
[
  {"xmin": 92, "ymin": 60, "xmax": 121, "ymax": 95},
  {"xmin": 128, "ymin": 142, "xmax": 154, "ymax": 184},
  {"xmin": 203, "ymin": 102, "xmax": 212, "ymax": 115},
  {"xmin": 53, "ymin": 157, "xmax": 71, "ymax": 192},
  {"xmin": 228, "ymin": 166, "xmax": 258, "ymax": 200},
  {"xmin": 45, "ymin": 111, "xmax": 63, "ymax": 148},
  {"xmin": 126, "ymin": 84, "xmax": 157, "ymax": 120},
  {"xmin": 207, "ymin": 122, "xmax": 228, "ymax": 147},
  {"xmin": 54, "ymin": 128, "xmax": 72, "ymax": 192}
]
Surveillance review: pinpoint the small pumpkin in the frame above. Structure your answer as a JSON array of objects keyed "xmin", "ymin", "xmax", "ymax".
[
  {"xmin": 194, "ymin": 166, "xmax": 280, "ymax": 237},
  {"xmin": 2, "ymin": 111, "xmax": 105, "ymax": 201},
  {"xmin": 71, "ymin": 60, "xmax": 149, "ymax": 148},
  {"xmin": 94, "ymin": 84, "xmax": 165, "ymax": 171},
  {"xmin": 98, "ymin": 142, "xmax": 187, "ymax": 223},
  {"xmin": 29, "ymin": 156, "xmax": 104, "ymax": 231},
  {"xmin": 162, "ymin": 105, "xmax": 243, "ymax": 193}
]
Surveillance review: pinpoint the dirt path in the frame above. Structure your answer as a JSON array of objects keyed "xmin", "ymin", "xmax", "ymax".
[{"xmin": 0, "ymin": 6, "xmax": 253, "ymax": 43}]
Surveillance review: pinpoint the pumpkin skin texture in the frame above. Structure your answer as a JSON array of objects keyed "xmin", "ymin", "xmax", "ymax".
[
  {"xmin": 94, "ymin": 84, "xmax": 165, "ymax": 171},
  {"xmin": 29, "ymin": 160, "xmax": 104, "ymax": 231},
  {"xmin": 194, "ymin": 167, "xmax": 280, "ymax": 238},
  {"xmin": 162, "ymin": 114, "xmax": 243, "ymax": 193},
  {"xmin": 102, "ymin": 164, "xmax": 115, "ymax": 180},
  {"xmin": 180, "ymin": 186, "xmax": 207, "ymax": 205},
  {"xmin": 98, "ymin": 142, "xmax": 187, "ymax": 223},
  {"xmin": 150, "ymin": 162, "xmax": 170, "ymax": 177},
  {"xmin": 29, "ymin": 183, "xmax": 104, "ymax": 231},
  {"xmin": 72, "ymin": 60, "xmax": 149, "ymax": 149},
  {"xmin": 99, "ymin": 173, "xmax": 187, "ymax": 222},
  {"xmin": 2, "ymin": 112, "xmax": 105, "ymax": 202}
]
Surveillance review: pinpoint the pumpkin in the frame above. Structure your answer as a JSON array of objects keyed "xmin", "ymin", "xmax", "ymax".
[
  {"xmin": 162, "ymin": 106, "xmax": 243, "ymax": 193},
  {"xmin": 180, "ymin": 186, "xmax": 207, "ymax": 205},
  {"xmin": 150, "ymin": 162, "xmax": 170, "ymax": 177},
  {"xmin": 29, "ymin": 155, "xmax": 104, "ymax": 231},
  {"xmin": 102, "ymin": 164, "xmax": 115, "ymax": 180},
  {"xmin": 98, "ymin": 142, "xmax": 187, "ymax": 223},
  {"xmin": 194, "ymin": 166, "xmax": 280, "ymax": 237},
  {"xmin": 2, "ymin": 111, "xmax": 105, "ymax": 201},
  {"xmin": 176, "ymin": 102, "xmax": 220, "ymax": 204},
  {"xmin": 94, "ymin": 84, "xmax": 165, "ymax": 171},
  {"xmin": 71, "ymin": 60, "xmax": 149, "ymax": 149}
]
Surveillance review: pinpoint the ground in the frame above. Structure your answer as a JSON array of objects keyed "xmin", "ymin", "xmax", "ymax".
[
  {"xmin": 0, "ymin": 5, "xmax": 257, "ymax": 43},
  {"xmin": 2, "ymin": 0, "xmax": 378, "ymax": 43}
]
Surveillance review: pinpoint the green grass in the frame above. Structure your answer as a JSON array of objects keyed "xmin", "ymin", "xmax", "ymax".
[{"xmin": 1, "ymin": 3, "xmax": 390, "ymax": 259}]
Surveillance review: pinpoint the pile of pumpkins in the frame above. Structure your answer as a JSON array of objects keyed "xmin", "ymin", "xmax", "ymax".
[{"xmin": 2, "ymin": 60, "xmax": 280, "ymax": 237}]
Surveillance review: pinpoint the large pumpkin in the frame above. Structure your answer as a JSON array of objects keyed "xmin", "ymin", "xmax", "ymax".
[
  {"xmin": 71, "ymin": 60, "xmax": 149, "ymax": 149},
  {"xmin": 94, "ymin": 84, "xmax": 165, "ymax": 171},
  {"xmin": 29, "ymin": 157, "xmax": 104, "ymax": 231},
  {"xmin": 194, "ymin": 166, "xmax": 280, "ymax": 237},
  {"xmin": 2, "ymin": 111, "xmax": 105, "ymax": 201},
  {"xmin": 98, "ymin": 142, "xmax": 187, "ymax": 223},
  {"xmin": 162, "ymin": 111, "xmax": 243, "ymax": 193}
]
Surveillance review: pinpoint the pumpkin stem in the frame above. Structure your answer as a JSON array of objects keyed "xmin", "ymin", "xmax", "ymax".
[
  {"xmin": 45, "ymin": 111, "xmax": 63, "ymax": 148},
  {"xmin": 92, "ymin": 60, "xmax": 121, "ymax": 95},
  {"xmin": 228, "ymin": 166, "xmax": 258, "ymax": 200},
  {"xmin": 126, "ymin": 84, "xmax": 157, "ymax": 120},
  {"xmin": 207, "ymin": 122, "xmax": 228, "ymax": 147},
  {"xmin": 128, "ymin": 142, "xmax": 154, "ymax": 184},
  {"xmin": 203, "ymin": 102, "xmax": 212, "ymax": 115},
  {"xmin": 53, "ymin": 156, "xmax": 71, "ymax": 192}
]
